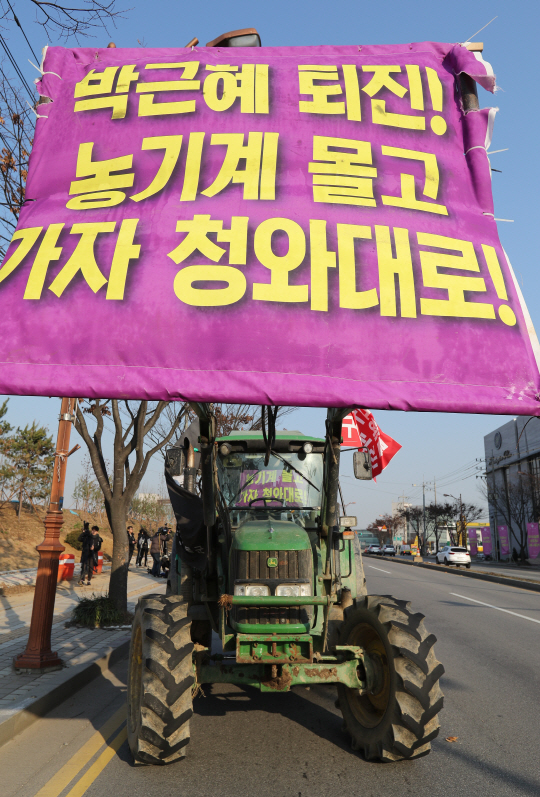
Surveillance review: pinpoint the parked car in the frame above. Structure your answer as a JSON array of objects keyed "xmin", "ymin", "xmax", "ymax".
[
  {"xmin": 381, "ymin": 544, "xmax": 396, "ymax": 556},
  {"xmin": 400, "ymin": 545, "xmax": 412, "ymax": 555},
  {"xmin": 365, "ymin": 544, "xmax": 381, "ymax": 554},
  {"xmin": 436, "ymin": 546, "xmax": 471, "ymax": 568}
]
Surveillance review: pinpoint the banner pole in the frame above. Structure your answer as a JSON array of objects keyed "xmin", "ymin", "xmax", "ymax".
[{"xmin": 14, "ymin": 397, "xmax": 76, "ymax": 672}]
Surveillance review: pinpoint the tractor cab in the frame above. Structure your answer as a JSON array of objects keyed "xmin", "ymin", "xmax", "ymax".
[{"xmin": 216, "ymin": 430, "xmax": 324, "ymax": 528}]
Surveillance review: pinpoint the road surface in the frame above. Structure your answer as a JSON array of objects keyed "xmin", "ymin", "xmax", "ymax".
[{"xmin": 2, "ymin": 561, "xmax": 539, "ymax": 797}]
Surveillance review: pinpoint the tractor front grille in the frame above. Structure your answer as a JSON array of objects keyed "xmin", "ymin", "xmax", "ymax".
[{"xmin": 232, "ymin": 548, "xmax": 313, "ymax": 626}]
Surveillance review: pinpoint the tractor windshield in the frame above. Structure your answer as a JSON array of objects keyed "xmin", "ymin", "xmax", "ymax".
[{"xmin": 217, "ymin": 449, "xmax": 323, "ymax": 518}]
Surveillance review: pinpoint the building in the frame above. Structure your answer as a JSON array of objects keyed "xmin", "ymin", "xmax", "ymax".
[
  {"xmin": 484, "ymin": 416, "xmax": 540, "ymax": 559},
  {"xmin": 356, "ymin": 530, "xmax": 381, "ymax": 550}
]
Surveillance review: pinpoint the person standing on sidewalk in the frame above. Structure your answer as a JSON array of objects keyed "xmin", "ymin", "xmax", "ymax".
[
  {"xmin": 136, "ymin": 528, "xmax": 149, "ymax": 567},
  {"xmin": 150, "ymin": 528, "xmax": 170, "ymax": 577},
  {"xmin": 90, "ymin": 526, "xmax": 103, "ymax": 582},
  {"xmin": 78, "ymin": 523, "xmax": 96, "ymax": 586},
  {"xmin": 127, "ymin": 525, "xmax": 136, "ymax": 567}
]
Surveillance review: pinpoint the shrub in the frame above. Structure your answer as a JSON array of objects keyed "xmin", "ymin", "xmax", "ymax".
[
  {"xmin": 64, "ymin": 529, "xmax": 83, "ymax": 551},
  {"xmin": 72, "ymin": 593, "xmax": 130, "ymax": 628}
]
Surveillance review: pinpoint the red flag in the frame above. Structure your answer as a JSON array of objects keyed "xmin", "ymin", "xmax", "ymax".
[{"xmin": 341, "ymin": 409, "xmax": 402, "ymax": 479}]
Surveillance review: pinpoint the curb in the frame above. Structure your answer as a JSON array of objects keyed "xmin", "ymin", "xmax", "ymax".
[
  {"xmin": 364, "ymin": 554, "xmax": 540, "ymax": 593},
  {"xmin": 0, "ymin": 638, "xmax": 130, "ymax": 749}
]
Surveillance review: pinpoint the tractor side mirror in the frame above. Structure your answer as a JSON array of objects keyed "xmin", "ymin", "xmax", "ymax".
[
  {"xmin": 353, "ymin": 450, "xmax": 372, "ymax": 480},
  {"xmin": 340, "ymin": 516, "xmax": 357, "ymax": 528}
]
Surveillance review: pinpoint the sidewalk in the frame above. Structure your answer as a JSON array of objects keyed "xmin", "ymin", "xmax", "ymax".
[{"xmin": 0, "ymin": 565, "xmax": 166, "ymax": 746}]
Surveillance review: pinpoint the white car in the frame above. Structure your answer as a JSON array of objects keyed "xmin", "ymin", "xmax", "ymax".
[
  {"xmin": 381, "ymin": 545, "xmax": 396, "ymax": 556},
  {"xmin": 365, "ymin": 544, "xmax": 381, "ymax": 554},
  {"xmin": 436, "ymin": 545, "xmax": 471, "ymax": 568}
]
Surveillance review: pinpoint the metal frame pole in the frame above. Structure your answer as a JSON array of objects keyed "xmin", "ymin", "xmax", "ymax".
[{"xmin": 14, "ymin": 397, "xmax": 76, "ymax": 671}]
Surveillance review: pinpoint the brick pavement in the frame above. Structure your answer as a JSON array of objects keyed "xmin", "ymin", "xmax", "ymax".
[{"xmin": 0, "ymin": 566, "xmax": 166, "ymax": 745}]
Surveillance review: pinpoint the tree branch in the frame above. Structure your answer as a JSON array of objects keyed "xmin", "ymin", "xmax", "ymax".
[{"xmin": 74, "ymin": 403, "xmax": 112, "ymax": 502}]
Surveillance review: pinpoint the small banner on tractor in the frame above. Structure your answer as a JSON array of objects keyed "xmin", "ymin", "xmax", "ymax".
[{"xmin": 0, "ymin": 42, "xmax": 539, "ymax": 412}]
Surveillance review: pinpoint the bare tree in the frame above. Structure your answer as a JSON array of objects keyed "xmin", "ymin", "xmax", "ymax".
[
  {"xmin": 0, "ymin": 71, "xmax": 33, "ymax": 258},
  {"xmin": 445, "ymin": 500, "xmax": 483, "ymax": 546},
  {"xmin": 74, "ymin": 399, "xmax": 186, "ymax": 615},
  {"xmin": 367, "ymin": 513, "xmax": 402, "ymax": 546},
  {"xmin": 480, "ymin": 471, "xmax": 537, "ymax": 562},
  {"xmin": 396, "ymin": 505, "xmax": 424, "ymax": 549},
  {"xmin": 426, "ymin": 502, "xmax": 455, "ymax": 554},
  {"xmin": 1, "ymin": 1, "xmax": 124, "ymax": 41}
]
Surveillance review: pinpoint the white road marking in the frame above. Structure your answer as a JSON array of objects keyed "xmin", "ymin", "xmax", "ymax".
[
  {"xmin": 368, "ymin": 565, "xmax": 391, "ymax": 574},
  {"xmin": 450, "ymin": 593, "xmax": 540, "ymax": 624}
]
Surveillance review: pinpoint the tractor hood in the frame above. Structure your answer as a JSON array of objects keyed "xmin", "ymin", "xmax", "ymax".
[{"xmin": 233, "ymin": 520, "xmax": 311, "ymax": 552}]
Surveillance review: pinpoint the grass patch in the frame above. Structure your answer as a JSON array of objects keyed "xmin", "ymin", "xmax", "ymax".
[{"xmin": 72, "ymin": 592, "xmax": 131, "ymax": 628}]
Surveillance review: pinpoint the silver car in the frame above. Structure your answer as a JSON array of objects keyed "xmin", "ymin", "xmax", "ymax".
[{"xmin": 436, "ymin": 545, "xmax": 471, "ymax": 568}]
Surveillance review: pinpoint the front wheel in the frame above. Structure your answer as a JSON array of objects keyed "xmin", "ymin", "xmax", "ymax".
[
  {"xmin": 444, "ymin": 558, "xmax": 449, "ymax": 566},
  {"xmin": 337, "ymin": 595, "xmax": 444, "ymax": 762},
  {"xmin": 127, "ymin": 594, "xmax": 194, "ymax": 765}
]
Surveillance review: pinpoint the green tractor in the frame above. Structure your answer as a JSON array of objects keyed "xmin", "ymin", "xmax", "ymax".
[{"xmin": 127, "ymin": 405, "xmax": 444, "ymax": 764}]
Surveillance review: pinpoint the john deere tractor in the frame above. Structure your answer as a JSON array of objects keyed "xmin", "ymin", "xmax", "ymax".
[{"xmin": 127, "ymin": 404, "xmax": 444, "ymax": 764}]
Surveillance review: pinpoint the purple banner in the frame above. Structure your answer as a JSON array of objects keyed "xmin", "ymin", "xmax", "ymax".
[
  {"xmin": 468, "ymin": 527, "xmax": 478, "ymax": 556},
  {"xmin": 237, "ymin": 469, "xmax": 308, "ymax": 508},
  {"xmin": 498, "ymin": 525, "xmax": 510, "ymax": 557},
  {"xmin": 481, "ymin": 526, "xmax": 492, "ymax": 556},
  {"xmin": 0, "ymin": 42, "xmax": 539, "ymax": 409},
  {"xmin": 527, "ymin": 522, "xmax": 540, "ymax": 559}
]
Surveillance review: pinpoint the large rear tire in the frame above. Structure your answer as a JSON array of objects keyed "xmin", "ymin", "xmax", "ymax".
[
  {"xmin": 127, "ymin": 594, "xmax": 194, "ymax": 765},
  {"xmin": 337, "ymin": 595, "xmax": 444, "ymax": 762}
]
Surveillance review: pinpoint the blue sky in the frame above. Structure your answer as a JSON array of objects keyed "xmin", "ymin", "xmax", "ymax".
[{"xmin": 1, "ymin": 0, "xmax": 538, "ymax": 524}]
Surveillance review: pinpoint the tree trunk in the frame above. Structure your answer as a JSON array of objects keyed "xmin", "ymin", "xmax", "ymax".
[
  {"xmin": 107, "ymin": 502, "xmax": 130, "ymax": 617},
  {"xmin": 17, "ymin": 485, "xmax": 23, "ymax": 518}
]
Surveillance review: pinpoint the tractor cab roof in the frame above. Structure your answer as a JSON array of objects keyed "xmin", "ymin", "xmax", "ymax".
[{"xmin": 217, "ymin": 430, "xmax": 325, "ymax": 453}]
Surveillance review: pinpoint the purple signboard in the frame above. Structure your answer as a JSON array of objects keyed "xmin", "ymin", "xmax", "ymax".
[
  {"xmin": 468, "ymin": 527, "xmax": 477, "ymax": 556},
  {"xmin": 0, "ymin": 42, "xmax": 539, "ymax": 409},
  {"xmin": 237, "ymin": 469, "xmax": 308, "ymax": 508},
  {"xmin": 527, "ymin": 522, "xmax": 540, "ymax": 559},
  {"xmin": 481, "ymin": 526, "xmax": 492, "ymax": 556},
  {"xmin": 498, "ymin": 525, "xmax": 510, "ymax": 557}
]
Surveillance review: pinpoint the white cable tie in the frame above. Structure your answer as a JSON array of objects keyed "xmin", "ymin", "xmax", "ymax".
[
  {"xmin": 28, "ymin": 59, "xmax": 61, "ymax": 79},
  {"xmin": 26, "ymin": 100, "xmax": 48, "ymax": 118},
  {"xmin": 464, "ymin": 145, "xmax": 487, "ymax": 155},
  {"xmin": 487, "ymin": 148, "xmax": 509, "ymax": 155},
  {"xmin": 494, "ymin": 218, "xmax": 514, "ymax": 223}
]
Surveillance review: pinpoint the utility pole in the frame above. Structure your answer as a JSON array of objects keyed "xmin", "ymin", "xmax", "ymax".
[
  {"xmin": 14, "ymin": 398, "xmax": 77, "ymax": 671},
  {"xmin": 422, "ymin": 480, "xmax": 426, "ymax": 556},
  {"xmin": 459, "ymin": 493, "xmax": 465, "ymax": 547}
]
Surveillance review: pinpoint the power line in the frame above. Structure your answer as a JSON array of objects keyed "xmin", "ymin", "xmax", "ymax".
[
  {"xmin": 0, "ymin": 34, "xmax": 35, "ymax": 100},
  {"xmin": 6, "ymin": 0, "xmax": 39, "ymax": 62}
]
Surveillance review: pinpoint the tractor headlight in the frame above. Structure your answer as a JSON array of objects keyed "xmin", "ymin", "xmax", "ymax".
[
  {"xmin": 234, "ymin": 584, "xmax": 270, "ymax": 597},
  {"xmin": 275, "ymin": 583, "xmax": 311, "ymax": 597}
]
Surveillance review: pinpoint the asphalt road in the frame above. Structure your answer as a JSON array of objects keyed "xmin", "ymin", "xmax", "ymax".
[{"xmin": 2, "ymin": 562, "xmax": 539, "ymax": 797}]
